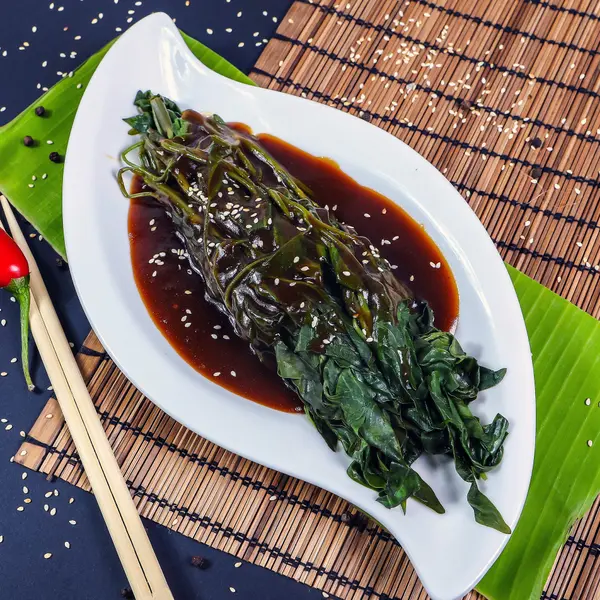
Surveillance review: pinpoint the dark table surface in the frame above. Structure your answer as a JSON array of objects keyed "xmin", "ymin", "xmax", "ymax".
[{"xmin": 0, "ymin": 2, "xmax": 326, "ymax": 598}]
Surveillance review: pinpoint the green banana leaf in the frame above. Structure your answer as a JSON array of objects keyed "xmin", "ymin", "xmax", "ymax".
[
  {"xmin": 0, "ymin": 32, "xmax": 254, "ymax": 258},
  {"xmin": 480, "ymin": 266, "xmax": 600, "ymax": 599},
  {"xmin": 0, "ymin": 27, "xmax": 599, "ymax": 600}
]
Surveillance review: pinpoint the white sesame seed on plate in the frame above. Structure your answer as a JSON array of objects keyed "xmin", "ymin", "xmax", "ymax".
[
  {"xmin": 230, "ymin": 371, "xmax": 236, "ymax": 377},
  {"xmin": 50, "ymin": 508, "xmax": 57, "ymax": 516},
  {"xmin": 65, "ymin": 542, "xmax": 71, "ymax": 549},
  {"xmin": 5, "ymin": 424, "xmax": 12, "ymax": 430},
  {"xmin": 213, "ymin": 372, "xmax": 221, "ymax": 377},
  {"xmin": 69, "ymin": 520, "xmax": 77, "ymax": 525},
  {"xmin": 16, "ymin": 507, "xmax": 24, "ymax": 512},
  {"xmin": 0, "ymin": 536, "xmax": 3, "ymax": 543},
  {"xmin": 588, "ymin": 440, "xmax": 593, "ymax": 447},
  {"xmin": 45, "ymin": 492, "xmax": 52, "ymax": 498},
  {"xmin": 230, "ymin": 588, "xmax": 236, "ymax": 594},
  {"xmin": 21, "ymin": 473, "xmax": 27, "ymax": 480},
  {"xmin": 44, "ymin": 553, "xmax": 52, "ymax": 559},
  {"xmin": 23, "ymin": 487, "xmax": 28, "ymax": 494},
  {"xmin": 585, "ymin": 398, "xmax": 591, "ymax": 406}
]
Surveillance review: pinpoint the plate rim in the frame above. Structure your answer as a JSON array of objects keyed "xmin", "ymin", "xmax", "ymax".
[{"xmin": 63, "ymin": 13, "xmax": 536, "ymax": 600}]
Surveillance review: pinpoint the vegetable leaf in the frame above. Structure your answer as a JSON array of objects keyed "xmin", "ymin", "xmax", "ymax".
[{"xmin": 118, "ymin": 91, "xmax": 510, "ymax": 531}]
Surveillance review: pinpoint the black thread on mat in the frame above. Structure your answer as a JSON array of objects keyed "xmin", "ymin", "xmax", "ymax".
[
  {"xmin": 252, "ymin": 66, "xmax": 600, "ymax": 146},
  {"xmin": 23, "ymin": 435, "xmax": 80, "ymax": 464},
  {"xmin": 252, "ymin": 68, "xmax": 600, "ymax": 188},
  {"xmin": 453, "ymin": 184, "xmax": 600, "ymax": 232},
  {"xmin": 525, "ymin": 0, "xmax": 600, "ymax": 21},
  {"xmin": 33, "ymin": 420, "xmax": 396, "ymax": 546},
  {"xmin": 297, "ymin": 0, "xmax": 600, "ymax": 59},
  {"xmin": 272, "ymin": 31, "xmax": 600, "ymax": 103},
  {"xmin": 565, "ymin": 535, "xmax": 600, "ymax": 556},
  {"xmin": 78, "ymin": 345, "xmax": 108, "ymax": 358},
  {"xmin": 255, "ymin": 68, "xmax": 600, "ymax": 147},
  {"xmin": 495, "ymin": 241, "xmax": 599, "ymax": 275},
  {"xmin": 129, "ymin": 482, "xmax": 399, "ymax": 600}
]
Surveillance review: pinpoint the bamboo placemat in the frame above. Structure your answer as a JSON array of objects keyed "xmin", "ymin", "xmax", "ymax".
[{"xmin": 15, "ymin": 0, "xmax": 600, "ymax": 598}]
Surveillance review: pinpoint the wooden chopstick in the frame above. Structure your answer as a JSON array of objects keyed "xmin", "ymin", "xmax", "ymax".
[{"xmin": 0, "ymin": 196, "xmax": 174, "ymax": 600}]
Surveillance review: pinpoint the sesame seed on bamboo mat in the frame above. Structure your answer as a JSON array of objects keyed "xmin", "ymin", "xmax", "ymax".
[{"xmin": 16, "ymin": 1, "xmax": 600, "ymax": 599}]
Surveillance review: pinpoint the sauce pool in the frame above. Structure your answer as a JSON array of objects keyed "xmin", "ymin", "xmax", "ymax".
[{"xmin": 128, "ymin": 131, "xmax": 459, "ymax": 413}]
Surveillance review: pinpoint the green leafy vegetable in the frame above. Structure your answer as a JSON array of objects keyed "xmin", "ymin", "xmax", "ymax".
[{"xmin": 118, "ymin": 92, "xmax": 510, "ymax": 532}]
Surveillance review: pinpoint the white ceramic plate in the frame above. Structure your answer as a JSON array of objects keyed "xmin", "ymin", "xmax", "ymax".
[{"xmin": 63, "ymin": 13, "xmax": 535, "ymax": 600}]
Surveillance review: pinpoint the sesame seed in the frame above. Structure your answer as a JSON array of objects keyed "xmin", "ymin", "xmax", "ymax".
[
  {"xmin": 230, "ymin": 588, "xmax": 236, "ymax": 593},
  {"xmin": 50, "ymin": 508, "xmax": 57, "ymax": 516},
  {"xmin": 230, "ymin": 371, "xmax": 236, "ymax": 377},
  {"xmin": 16, "ymin": 507, "xmax": 24, "ymax": 512},
  {"xmin": 206, "ymin": 28, "xmax": 213, "ymax": 34},
  {"xmin": 213, "ymin": 372, "xmax": 221, "ymax": 377},
  {"xmin": 23, "ymin": 487, "xmax": 28, "ymax": 494},
  {"xmin": 69, "ymin": 520, "xmax": 77, "ymax": 526},
  {"xmin": 44, "ymin": 553, "xmax": 52, "ymax": 559},
  {"xmin": 585, "ymin": 398, "xmax": 591, "ymax": 406},
  {"xmin": 65, "ymin": 542, "xmax": 71, "ymax": 549},
  {"xmin": 588, "ymin": 440, "xmax": 593, "ymax": 447}
]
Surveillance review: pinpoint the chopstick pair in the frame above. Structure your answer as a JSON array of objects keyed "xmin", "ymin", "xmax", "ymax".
[{"xmin": 0, "ymin": 196, "xmax": 174, "ymax": 600}]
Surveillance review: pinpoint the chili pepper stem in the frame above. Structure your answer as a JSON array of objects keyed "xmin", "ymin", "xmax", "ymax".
[{"xmin": 6, "ymin": 276, "xmax": 35, "ymax": 391}]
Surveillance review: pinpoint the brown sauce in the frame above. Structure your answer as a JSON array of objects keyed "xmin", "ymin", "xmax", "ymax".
[{"xmin": 128, "ymin": 130, "xmax": 459, "ymax": 413}]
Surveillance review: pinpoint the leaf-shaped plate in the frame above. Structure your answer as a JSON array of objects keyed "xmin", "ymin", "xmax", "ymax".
[{"xmin": 62, "ymin": 13, "xmax": 535, "ymax": 600}]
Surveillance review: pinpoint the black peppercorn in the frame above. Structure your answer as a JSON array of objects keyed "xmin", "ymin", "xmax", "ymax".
[
  {"xmin": 530, "ymin": 137, "xmax": 543, "ymax": 149},
  {"xmin": 190, "ymin": 555, "xmax": 210, "ymax": 569},
  {"xmin": 49, "ymin": 151, "xmax": 61, "ymax": 163},
  {"xmin": 35, "ymin": 106, "xmax": 46, "ymax": 117},
  {"xmin": 530, "ymin": 167, "xmax": 543, "ymax": 179},
  {"xmin": 120, "ymin": 588, "xmax": 134, "ymax": 599},
  {"xmin": 23, "ymin": 136, "xmax": 34, "ymax": 147}
]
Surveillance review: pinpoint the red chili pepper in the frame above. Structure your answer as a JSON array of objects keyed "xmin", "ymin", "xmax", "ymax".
[{"xmin": 0, "ymin": 229, "xmax": 34, "ymax": 391}]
